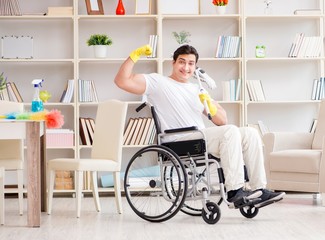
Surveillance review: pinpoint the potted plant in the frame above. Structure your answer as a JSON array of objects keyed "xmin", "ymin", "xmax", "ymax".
[
  {"xmin": 0, "ymin": 72, "xmax": 7, "ymax": 92},
  {"xmin": 212, "ymin": 0, "xmax": 228, "ymax": 14},
  {"xmin": 172, "ymin": 31, "xmax": 191, "ymax": 45},
  {"xmin": 86, "ymin": 34, "xmax": 113, "ymax": 58}
]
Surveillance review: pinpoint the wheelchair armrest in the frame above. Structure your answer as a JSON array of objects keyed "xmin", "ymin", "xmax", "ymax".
[{"xmin": 164, "ymin": 126, "xmax": 198, "ymax": 134}]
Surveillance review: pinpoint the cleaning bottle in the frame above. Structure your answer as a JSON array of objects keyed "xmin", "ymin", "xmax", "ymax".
[{"xmin": 31, "ymin": 79, "xmax": 44, "ymax": 112}]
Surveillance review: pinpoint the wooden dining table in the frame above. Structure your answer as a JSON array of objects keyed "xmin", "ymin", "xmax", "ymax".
[{"xmin": 0, "ymin": 120, "xmax": 46, "ymax": 227}]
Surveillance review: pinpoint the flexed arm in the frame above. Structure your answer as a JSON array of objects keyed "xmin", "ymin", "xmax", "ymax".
[{"xmin": 114, "ymin": 45, "xmax": 152, "ymax": 95}]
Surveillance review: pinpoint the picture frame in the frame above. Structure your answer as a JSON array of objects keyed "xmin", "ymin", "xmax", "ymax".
[
  {"xmin": 85, "ymin": 0, "xmax": 104, "ymax": 15},
  {"xmin": 135, "ymin": 0, "xmax": 151, "ymax": 15},
  {"xmin": 160, "ymin": 0, "xmax": 199, "ymax": 15}
]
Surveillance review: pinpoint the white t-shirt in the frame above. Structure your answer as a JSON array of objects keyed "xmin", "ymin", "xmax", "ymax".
[{"xmin": 144, "ymin": 73, "xmax": 205, "ymax": 135}]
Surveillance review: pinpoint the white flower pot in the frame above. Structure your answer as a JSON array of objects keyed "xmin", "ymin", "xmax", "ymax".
[
  {"xmin": 215, "ymin": 6, "xmax": 226, "ymax": 15},
  {"xmin": 94, "ymin": 45, "xmax": 108, "ymax": 58}
]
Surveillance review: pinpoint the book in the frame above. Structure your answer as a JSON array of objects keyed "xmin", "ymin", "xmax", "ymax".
[
  {"xmin": 147, "ymin": 35, "xmax": 158, "ymax": 58},
  {"xmin": 85, "ymin": 118, "xmax": 95, "ymax": 144},
  {"xmin": 9, "ymin": 82, "xmax": 23, "ymax": 102},
  {"xmin": 129, "ymin": 118, "xmax": 144, "ymax": 145},
  {"xmin": 61, "ymin": 79, "xmax": 74, "ymax": 103},
  {"xmin": 235, "ymin": 78, "xmax": 241, "ymax": 101},
  {"xmin": 134, "ymin": 118, "xmax": 148, "ymax": 145},
  {"xmin": 123, "ymin": 118, "xmax": 135, "ymax": 145},
  {"xmin": 138, "ymin": 117, "xmax": 152, "ymax": 145},
  {"xmin": 257, "ymin": 120, "xmax": 269, "ymax": 136},
  {"xmin": 47, "ymin": 7, "xmax": 73, "ymax": 16},
  {"xmin": 78, "ymin": 79, "xmax": 98, "ymax": 102},
  {"xmin": 0, "ymin": 86, "xmax": 10, "ymax": 101},
  {"xmin": 144, "ymin": 119, "xmax": 156, "ymax": 145},
  {"xmin": 246, "ymin": 80, "xmax": 265, "ymax": 102},
  {"xmin": 124, "ymin": 118, "xmax": 139, "ymax": 145},
  {"xmin": 309, "ymin": 119, "xmax": 318, "ymax": 133},
  {"xmin": 79, "ymin": 117, "xmax": 91, "ymax": 145},
  {"xmin": 294, "ymin": 9, "xmax": 321, "ymax": 15},
  {"xmin": 88, "ymin": 118, "xmax": 96, "ymax": 133}
]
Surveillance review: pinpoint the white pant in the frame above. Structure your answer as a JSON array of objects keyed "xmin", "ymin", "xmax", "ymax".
[{"xmin": 177, "ymin": 125, "xmax": 267, "ymax": 192}]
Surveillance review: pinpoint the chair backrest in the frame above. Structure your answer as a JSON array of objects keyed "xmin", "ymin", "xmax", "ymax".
[
  {"xmin": 0, "ymin": 101, "xmax": 24, "ymax": 163},
  {"xmin": 312, "ymin": 99, "xmax": 325, "ymax": 149},
  {"xmin": 91, "ymin": 100, "xmax": 127, "ymax": 166}
]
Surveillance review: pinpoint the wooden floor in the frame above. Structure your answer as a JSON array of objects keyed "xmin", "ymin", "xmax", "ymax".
[{"xmin": 1, "ymin": 193, "xmax": 325, "ymax": 240}]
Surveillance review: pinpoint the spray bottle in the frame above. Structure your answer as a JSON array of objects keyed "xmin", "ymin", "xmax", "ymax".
[{"xmin": 31, "ymin": 79, "xmax": 44, "ymax": 112}]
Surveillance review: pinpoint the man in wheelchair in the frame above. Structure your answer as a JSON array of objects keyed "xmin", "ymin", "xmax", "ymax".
[{"xmin": 114, "ymin": 44, "xmax": 285, "ymax": 209}]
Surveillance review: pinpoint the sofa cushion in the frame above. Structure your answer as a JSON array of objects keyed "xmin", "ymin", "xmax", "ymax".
[{"xmin": 269, "ymin": 149, "xmax": 321, "ymax": 173}]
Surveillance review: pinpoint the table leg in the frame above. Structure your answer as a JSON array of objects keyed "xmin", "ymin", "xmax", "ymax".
[{"xmin": 26, "ymin": 122, "xmax": 41, "ymax": 227}]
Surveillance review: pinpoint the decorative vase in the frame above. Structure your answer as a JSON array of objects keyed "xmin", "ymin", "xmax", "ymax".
[
  {"xmin": 215, "ymin": 6, "xmax": 226, "ymax": 15},
  {"xmin": 94, "ymin": 45, "xmax": 108, "ymax": 58},
  {"xmin": 116, "ymin": 0, "xmax": 125, "ymax": 15}
]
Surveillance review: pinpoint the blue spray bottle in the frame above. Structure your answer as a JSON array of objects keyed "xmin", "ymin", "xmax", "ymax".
[{"xmin": 31, "ymin": 79, "xmax": 44, "ymax": 112}]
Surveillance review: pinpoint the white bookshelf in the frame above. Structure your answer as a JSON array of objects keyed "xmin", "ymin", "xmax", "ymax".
[{"xmin": 1, "ymin": 0, "xmax": 324, "ymax": 193}]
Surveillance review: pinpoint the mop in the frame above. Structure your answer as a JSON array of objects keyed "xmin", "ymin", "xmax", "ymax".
[{"xmin": 194, "ymin": 67, "xmax": 217, "ymax": 120}]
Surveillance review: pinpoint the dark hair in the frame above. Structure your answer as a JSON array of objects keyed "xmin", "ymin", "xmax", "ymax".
[{"xmin": 173, "ymin": 44, "xmax": 199, "ymax": 63}]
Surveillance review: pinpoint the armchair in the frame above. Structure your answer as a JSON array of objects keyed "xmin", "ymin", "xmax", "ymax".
[{"xmin": 263, "ymin": 99, "xmax": 325, "ymax": 206}]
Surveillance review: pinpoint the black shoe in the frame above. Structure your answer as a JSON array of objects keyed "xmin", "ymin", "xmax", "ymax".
[
  {"xmin": 227, "ymin": 188, "xmax": 253, "ymax": 203},
  {"xmin": 254, "ymin": 189, "xmax": 285, "ymax": 208},
  {"xmin": 227, "ymin": 188, "xmax": 251, "ymax": 202}
]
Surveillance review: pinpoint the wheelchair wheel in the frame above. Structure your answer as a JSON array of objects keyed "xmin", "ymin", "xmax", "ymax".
[
  {"xmin": 124, "ymin": 145, "xmax": 188, "ymax": 223},
  {"xmin": 239, "ymin": 205, "xmax": 259, "ymax": 218},
  {"xmin": 202, "ymin": 202, "xmax": 221, "ymax": 224}
]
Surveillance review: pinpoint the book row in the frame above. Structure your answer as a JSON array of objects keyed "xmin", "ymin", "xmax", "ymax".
[
  {"xmin": 311, "ymin": 77, "xmax": 325, "ymax": 101},
  {"xmin": 288, "ymin": 33, "xmax": 323, "ymax": 58},
  {"xmin": 0, "ymin": 0, "xmax": 21, "ymax": 16},
  {"xmin": 0, "ymin": 81, "xmax": 23, "ymax": 102},
  {"xmin": 215, "ymin": 36, "xmax": 242, "ymax": 58},
  {"xmin": 123, "ymin": 117, "xmax": 156, "ymax": 146},
  {"xmin": 60, "ymin": 79, "xmax": 99, "ymax": 103},
  {"xmin": 246, "ymin": 80, "xmax": 266, "ymax": 102},
  {"xmin": 147, "ymin": 35, "xmax": 158, "ymax": 58},
  {"xmin": 79, "ymin": 117, "xmax": 96, "ymax": 146},
  {"xmin": 222, "ymin": 79, "xmax": 241, "ymax": 101}
]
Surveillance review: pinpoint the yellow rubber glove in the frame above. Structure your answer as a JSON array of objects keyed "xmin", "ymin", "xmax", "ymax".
[
  {"xmin": 129, "ymin": 45, "xmax": 152, "ymax": 63},
  {"xmin": 199, "ymin": 93, "xmax": 217, "ymax": 117}
]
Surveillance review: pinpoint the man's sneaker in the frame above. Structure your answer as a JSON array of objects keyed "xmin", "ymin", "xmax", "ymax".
[
  {"xmin": 254, "ymin": 189, "xmax": 285, "ymax": 208},
  {"xmin": 227, "ymin": 188, "xmax": 262, "ymax": 207}
]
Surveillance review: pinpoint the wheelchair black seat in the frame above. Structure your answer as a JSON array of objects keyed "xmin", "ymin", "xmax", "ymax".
[{"xmin": 161, "ymin": 139, "xmax": 206, "ymax": 156}]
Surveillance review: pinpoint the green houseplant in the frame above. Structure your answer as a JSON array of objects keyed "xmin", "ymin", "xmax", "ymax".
[
  {"xmin": 86, "ymin": 34, "xmax": 113, "ymax": 46},
  {"xmin": 86, "ymin": 34, "xmax": 113, "ymax": 58},
  {"xmin": 0, "ymin": 72, "xmax": 7, "ymax": 91},
  {"xmin": 172, "ymin": 31, "xmax": 191, "ymax": 45}
]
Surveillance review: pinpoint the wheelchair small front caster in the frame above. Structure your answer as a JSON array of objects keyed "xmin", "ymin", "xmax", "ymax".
[
  {"xmin": 239, "ymin": 205, "xmax": 259, "ymax": 218},
  {"xmin": 202, "ymin": 202, "xmax": 221, "ymax": 224}
]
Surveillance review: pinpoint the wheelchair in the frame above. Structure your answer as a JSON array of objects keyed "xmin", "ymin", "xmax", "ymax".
[{"xmin": 123, "ymin": 102, "xmax": 262, "ymax": 224}]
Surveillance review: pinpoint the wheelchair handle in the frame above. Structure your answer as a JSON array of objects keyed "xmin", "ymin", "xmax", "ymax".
[{"xmin": 136, "ymin": 102, "xmax": 147, "ymax": 112}]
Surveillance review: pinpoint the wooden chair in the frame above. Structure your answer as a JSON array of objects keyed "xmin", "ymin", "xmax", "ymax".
[
  {"xmin": 47, "ymin": 100, "xmax": 127, "ymax": 217},
  {"xmin": 0, "ymin": 101, "xmax": 24, "ymax": 215}
]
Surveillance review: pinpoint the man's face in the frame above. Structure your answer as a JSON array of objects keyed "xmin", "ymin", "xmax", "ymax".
[{"xmin": 172, "ymin": 54, "xmax": 196, "ymax": 82}]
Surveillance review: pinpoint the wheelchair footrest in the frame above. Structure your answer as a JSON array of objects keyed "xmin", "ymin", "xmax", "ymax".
[{"xmin": 255, "ymin": 198, "xmax": 283, "ymax": 209}]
